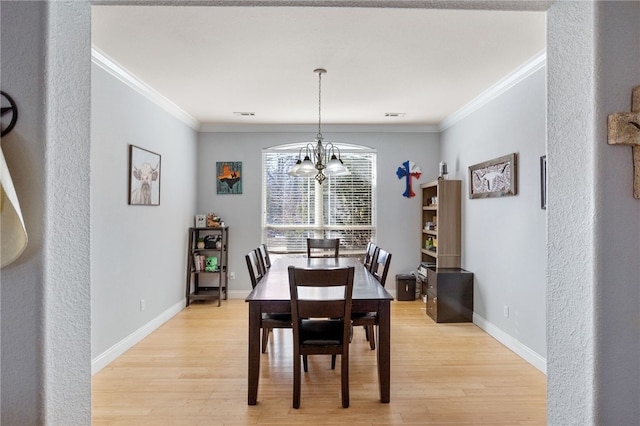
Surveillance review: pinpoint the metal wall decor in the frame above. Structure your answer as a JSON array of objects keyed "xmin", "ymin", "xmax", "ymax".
[
  {"xmin": 1, "ymin": 91, "xmax": 18, "ymax": 137},
  {"xmin": 469, "ymin": 153, "xmax": 518, "ymax": 199}
]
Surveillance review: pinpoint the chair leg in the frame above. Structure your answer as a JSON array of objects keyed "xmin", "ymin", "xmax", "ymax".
[
  {"xmin": 367, "ymin": 325, "xmax": 376, "ymax": 350},
  {"xmin": 261, "ymin": 327, "xmax": 270, "ymax": 353},
  {"xmin": 341, "ymin": 352, "xmax": 349, "ymax": 408},
  {"xmin": 331, "ymin": 355, "xmax": 336, "ymax": 370},
  {"xmin": 303, "ymin": 355, "xmax": 308, "ymax": 372},
  {"xmin": 293, "ymin": 353, "xmax": 301, "ymax": 409}
]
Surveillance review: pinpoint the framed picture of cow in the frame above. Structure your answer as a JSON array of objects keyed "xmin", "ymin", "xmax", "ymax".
[{"xmin": 128, "ymin": 144, "xmax": 161, "ymax": 206}]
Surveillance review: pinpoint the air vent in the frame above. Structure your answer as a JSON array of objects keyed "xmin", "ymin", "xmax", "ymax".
[
  {"xmin": 233, "ymin": 112, "xmax": 255, "ymax": 117},
  {"xmin": 384, "ymin": 112, "xmax": 406, "ymax": 118}
]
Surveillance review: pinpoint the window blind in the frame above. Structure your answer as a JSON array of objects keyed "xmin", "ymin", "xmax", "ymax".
[{"xmin": 263, "ymin": 145, "xmax": 376, "ymax": 253}]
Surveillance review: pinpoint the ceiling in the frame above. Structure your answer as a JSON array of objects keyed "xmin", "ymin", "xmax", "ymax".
[{"xmin": 91, "ymin": 6, "xmax": 546, "ymax": 129}]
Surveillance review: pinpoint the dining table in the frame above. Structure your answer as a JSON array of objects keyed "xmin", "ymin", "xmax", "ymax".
[{"xmin": 245, "ymin": 256, "xmax": 394, "ymax": 405}]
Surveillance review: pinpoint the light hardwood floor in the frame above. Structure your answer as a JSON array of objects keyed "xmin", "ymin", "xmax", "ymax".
[{"xmin": 92, "ymin": 299, "xmax": 546, "ymax": 425}]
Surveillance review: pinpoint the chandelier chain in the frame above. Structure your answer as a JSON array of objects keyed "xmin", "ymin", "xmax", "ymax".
[{"xmin": 317, "ymin": 70, "xmax": 322, "ymax": 139}]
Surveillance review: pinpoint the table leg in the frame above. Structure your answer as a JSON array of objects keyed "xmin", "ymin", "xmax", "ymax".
[
  {"xmin": 248, "ymin": 302, "xmax": 261, "ymax": 405},
  {"xmin": 377, "ymin": 301, "xmax": 391, "ymax": 403}
]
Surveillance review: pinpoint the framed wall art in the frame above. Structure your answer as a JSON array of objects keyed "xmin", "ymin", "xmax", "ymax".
[
  {"xmin": 216, "ymin": 161, "xmax": 242, "ymax": 194},
  {"xmin": 540, "ymin": 155, "xmax": 547, "ymax": 209},
  {"xmin": 129, "ymin": 145, "xmax": 161, "ymax": 206},
  {"xmin": 469, "ymin": 153, "xmax": 517, "ymax": 199}
]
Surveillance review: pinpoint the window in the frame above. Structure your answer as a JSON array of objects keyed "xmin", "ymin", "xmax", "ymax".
[{"xmin": 262, "ymin": 143, "xmax": 376, "ymax": 254}]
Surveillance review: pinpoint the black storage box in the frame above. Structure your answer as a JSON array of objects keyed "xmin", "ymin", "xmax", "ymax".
[{"xmin": 396, "ymin": 274, "xmax": 416, "ymax": 301}]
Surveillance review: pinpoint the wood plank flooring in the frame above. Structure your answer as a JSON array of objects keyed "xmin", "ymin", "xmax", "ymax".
[{"xmin": 92, "ymin": 299, "xmax": 546, "ymax": 425}]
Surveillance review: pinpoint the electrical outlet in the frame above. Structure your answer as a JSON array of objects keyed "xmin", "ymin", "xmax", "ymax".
[
  {"xmin": 503, "ymin": 305, "xmax": 509, "ymax": 318},
  {"xmin": 140, "ymin": 299, "xmax": 146, "ymax": 312},
  {"xmin": 229, "ymin": 272, "xmax": 236, "ymax": 280}
]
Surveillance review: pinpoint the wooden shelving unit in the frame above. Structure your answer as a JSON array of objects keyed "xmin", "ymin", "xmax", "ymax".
[
  {"xmin": 185, "ymin": 227, "xmax": 229, "ymax": 307},
  {"xmin": 420, "ymin": 179, "xmax": 461, "ymax": 268}
]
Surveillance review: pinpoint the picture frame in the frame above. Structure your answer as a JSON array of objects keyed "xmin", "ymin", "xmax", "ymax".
[
  {"xmin": 540, "ymin": 155, "xmax": 547, "ymax": 209},
  {"xmin": 128, "ymin": 145, "xmax": 161, "ymax": 206},
  {"xmin": 469, "ymin": 153, "xmax": 517, "ymax": 199},
  {"xmin": 194, "ymin": 214, "xmax": 206, "ymax": 227},
  {"xmin": 216, "ymin": 161, "xmax": 242, "ymax": 194}
]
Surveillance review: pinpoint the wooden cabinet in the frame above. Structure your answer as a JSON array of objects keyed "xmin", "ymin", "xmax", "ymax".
[
  {"xmin": 420, "ymin": 180, "xmax": 461, "ymax": 268},
  {"xmin": 185, "ymin": 227, "xmax": 228, "ymax": 307},
  {"xmin": 425, "ymin": 267, "xmax": 473, "ymax": 323}
]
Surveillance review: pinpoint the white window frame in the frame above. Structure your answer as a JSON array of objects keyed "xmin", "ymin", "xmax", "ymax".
[{"xmin": 262, "ymin": 142, "xmax": 377, "ymax": 255}]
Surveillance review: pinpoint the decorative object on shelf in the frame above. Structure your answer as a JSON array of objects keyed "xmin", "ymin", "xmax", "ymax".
[
  {"xmin": 288, "ymin": 68, "xmax": 349, "ymax": 184},
  {"xmin": 195, "ymin": 214, "xmax": 206, "ymax": 227},
  {"xmin": 1, "ymin": 145, "xmax": 28, "ymax": 268},
  {"xmin": 197, "ymin": 238, "xmax": 205, "ymax": 249},
  {"xmin": 607, "ymin": 85, "xmax": 640, "ymax": 199},
  {"xmin": 206, "ymin": 213, "xmax": 222, "ymax": 227},
  {"xmin": 469, "ymin": 153, "xmax": 517, "ymax": 199},
  {"xmin": 205, "ymin": 256, "xmax": 218, "ymax": 272},
  {"xmin": 540, "ymin": 155, "xmax": 547, "ymax": 209},
  {"xmin": 439, "ymin": 161, "xmax": 448, "ymax": 180},
  {"xmin": 1, "ymin": 91, "xmax": 18, "ymax": 137},
  {"xmin": 216, "ymin": 161, "xmax": 242, "ymax": 194},
  {"xmin": 128, "ymin": 145, "xmax": 161, "ymax": 206},
  {"xmin": 396, "ymin": 160, "xmax": 422, "ymax": 198}
]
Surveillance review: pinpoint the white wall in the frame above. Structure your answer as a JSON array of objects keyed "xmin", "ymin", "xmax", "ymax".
[
  {"xmin": 197, "ymin": 130, "xmax": 440, "ymax": 296},
  {"xmin": 0, "ymin": 1, "xmax": 92, "ymax": 423},
  {"xmin": 546, "ymin": 2, "xmax": 640, "ymax": 424},
  {"xmin": 90, "ymin": 64, "xmax": 198, "ymax": 363},
  {"xmin": 441, "ymin": 67, "xmax": 547, "ymax": 367}
]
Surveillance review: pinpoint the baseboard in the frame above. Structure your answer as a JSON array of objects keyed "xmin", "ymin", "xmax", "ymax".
[
  {"xmin": 473, "ymin": 313, "xmax": 547, "ymax": 374},
  {"xmin": 91, "ymin": 299, "xmax": 185, "ymax": 375}
]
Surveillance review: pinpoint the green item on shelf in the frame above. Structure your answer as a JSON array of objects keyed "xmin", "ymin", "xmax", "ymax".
[{"xmin": 205, "ymin": 257, "xmax": 218, "ymax": 272}]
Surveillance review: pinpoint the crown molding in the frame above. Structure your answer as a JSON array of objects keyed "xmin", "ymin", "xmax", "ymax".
[
  {"xmin": 198, "ymin": 123, "xmax": 440, "ymax": 133},
  {"xmin": 439, "ymin": 50, "xmax": 546, "ymax": 131},
  {"xmin": 91, "ymin": 46, "xmax": 200, "ymax": 131}
]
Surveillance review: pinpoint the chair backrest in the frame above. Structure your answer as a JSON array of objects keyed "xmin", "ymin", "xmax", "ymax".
[
  {"xmin": 371, "ymin": 248, "xmax": 392, "ymax": 287},
  {"xmin": 245, "ymin": 250, "xmax": 263, "ymax": 288},
  {"xmin": 363, "ymin": 242, "xmax": 377, "ymax": 271},
  {"xmin": 306, "ymin": 238, "xmax": 340, "ymax": 258},
  {"xmin": 254, "ymin": 248, "xmax": 266, "ymax": 276},
  {"xmin": 258, "ymin": 243, "xmax": 271, "ymax": 269},
  {"xmin": 288, "ymin": 266, "xmax": 354, "ymax": 337}
]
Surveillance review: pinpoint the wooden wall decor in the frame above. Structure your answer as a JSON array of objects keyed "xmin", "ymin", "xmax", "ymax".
[{"xmin": 608, "ymin": 85, "xmax": 640, "ymax": 198}]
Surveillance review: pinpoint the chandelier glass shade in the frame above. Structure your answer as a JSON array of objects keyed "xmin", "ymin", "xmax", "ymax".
[{"xmin": 288, "ymin": 69, "xmax": 349, "ymax": 184}]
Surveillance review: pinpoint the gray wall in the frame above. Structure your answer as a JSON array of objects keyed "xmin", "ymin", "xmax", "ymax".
[
  {"xmin": 197, "ymin": 130, "xmax": 440, "ymax": 294},
  {"xmin": 90, "ymin": 64, "xmax": 198, "ymax": 360},
  {"xmin": 441, "ymin": 67, "xmax": 547, "ymax": 363}
]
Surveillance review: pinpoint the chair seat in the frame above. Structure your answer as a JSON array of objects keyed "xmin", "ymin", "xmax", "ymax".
[{"xmin": 351, "ymin": 313, "xmax": 377, "ymax": 350}]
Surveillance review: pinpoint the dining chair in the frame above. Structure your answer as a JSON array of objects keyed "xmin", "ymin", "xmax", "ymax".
[
  {"xmin": 352, "ymin": 248, "xmax": 392, "ymax": 350},
  {"xmin": 306, "ymin": 238, "xmax": 340, "ymax": 258},
  {"xmin": 363, "ymin": 242, "xmax": 377, "ymax": 271},
  {"xmin": 258, "ymin": 243, "xmax": 271, "ymax": 269},
  {"xmin": 245, "ymin": 250, "xmax": 291, "ymax": 353},
  {"xmin": 288, "ymin": 265, "xmax": 354, "ymax": 409},
  {"xmin": 254, "ymin": 247, "xmax": 267, "ymax": 276}
]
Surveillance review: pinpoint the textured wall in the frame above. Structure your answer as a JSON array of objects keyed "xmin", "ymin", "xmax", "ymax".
[{"xmin": 1, "ymin": 1, "xmax": 92, "ymax": 423}]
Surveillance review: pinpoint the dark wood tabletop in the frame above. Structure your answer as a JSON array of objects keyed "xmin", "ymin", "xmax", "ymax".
[{"xmin": 246, "ymin": 257, "xmax": 393, "ymax": 303}]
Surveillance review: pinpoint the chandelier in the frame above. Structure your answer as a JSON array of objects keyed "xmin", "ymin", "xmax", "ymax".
[{"xmin": 288, "ymin": 68, "xmax": 349, "ymax": 184}]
